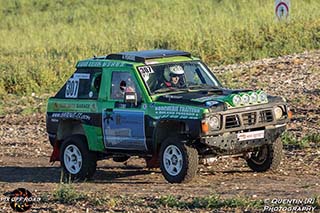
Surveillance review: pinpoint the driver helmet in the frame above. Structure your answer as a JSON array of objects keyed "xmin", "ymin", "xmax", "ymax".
[{"xmin": 164, "ymin": 65, "xmax": 185, "ymax": 82}]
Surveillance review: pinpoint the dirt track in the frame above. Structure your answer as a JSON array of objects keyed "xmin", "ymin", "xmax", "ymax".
[
  {"xmin": 0, "ymin": 114, "xmax": 319, "ymax": 212},
  {"xmin": 0, "ymin": 51, "xmax": 320, "ymax": 212}
]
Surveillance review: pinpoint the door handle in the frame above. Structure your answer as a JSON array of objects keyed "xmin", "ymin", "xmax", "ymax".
[
  {"xmin": 105, "ymin": 108, "xmax": 113, "ymax": 112},
  {"xmin": 104, "ymin": 108, "xmax": 113, "ymax": 124},
  {"xmin": 116, "ymin": 114, "xmax": 121, "ymax": 125}
]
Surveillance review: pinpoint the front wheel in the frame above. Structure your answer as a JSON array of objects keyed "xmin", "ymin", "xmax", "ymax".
[
  {"xmin": 60, "ymin": 135, "xmax": 97, "ymax": 181},
  {"xmin": 246, "ymin": 138, "xmax": 283, "ymax": 172},
  {"xmin": 160, "ymin": 137, "xmax": 198, "ymax": 183}
]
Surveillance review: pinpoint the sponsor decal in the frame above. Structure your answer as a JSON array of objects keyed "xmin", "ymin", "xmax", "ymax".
[
  {"xmin": 53, "ymin": 103, "xmax": 97, "ymax": 112},
  {"xmin": 51, "ymin": 112, "xmax": 91, "ymax": 121},
  {"xmin": 138, "ymin": 66, "xmax": 154, "ymax": 81},
  {"xmin": 205, "ymin": 101, "xmax": 219, "ymax": 107},
  {"xmin": 142, "ymin": 104, "xmax": 147, "ymax": 109},
  {"xmin": 65, "ymin": 73, "xmax": 90, "ymax": 98},
  {"xmin": 149, "ymin": 103, "xmax": 155, "ymax": 108},
  {"xmin": 122, "ymin": 54, "xmax": 135, "ymax": 61},
  {"xmin": 237, "ymin": 130, "xmax": 265, "ymax": 141},
  {"xmin": 154, "ymin": 105, "xmax": 201, "ymax": 119},
  {"xmin": 77, "ymin": 61, "xmax": 127, "ymax": 68}
]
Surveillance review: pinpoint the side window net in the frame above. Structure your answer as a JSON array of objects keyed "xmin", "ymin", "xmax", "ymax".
[{"xmin": 110, "ymin": 71, "xmax": 141, "ymax": 101}]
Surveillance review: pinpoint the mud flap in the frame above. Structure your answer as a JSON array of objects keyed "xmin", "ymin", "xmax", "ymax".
[
  {"xmin": 50, "ymin": 140, "xmax": 60, "ymax": 162},
  {"xmin": 145, "ymin": 154, "xmax": 160, "ymax": 169}
]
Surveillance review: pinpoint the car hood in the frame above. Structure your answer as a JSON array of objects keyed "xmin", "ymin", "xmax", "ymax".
[{"xmin": 155, "ymin": 88, "xmax": 250, "ymax": 108}]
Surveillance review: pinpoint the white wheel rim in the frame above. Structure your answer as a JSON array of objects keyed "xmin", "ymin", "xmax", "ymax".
[
  {"xmin": 163, "ymin": 145, "xmax": 183, "ymax": 176},
  {"xmin": 63, "ymin": 144, "xmax": 82, "ymax": 174}
]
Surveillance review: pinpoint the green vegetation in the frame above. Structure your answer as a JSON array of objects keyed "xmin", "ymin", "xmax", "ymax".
[
  {"xmin": 49, "ymin": 189, "xmax": 319, "ymax": 211},
  {"xmin": 304, "ymin": 133, "xmax": 320, "ymax": 146},
  {"xmin": 53, "ymin": 184, "xmax": 120, "ymax": 207},
  {"xmin": 0, "ymin": 0, "xmax": 320, "ymax": 96},
  {"xmin": 50, "ymin": 188, "xmax": 264, "ymax": 210},
  {"xmin": 155, "ymin": 194, "xmax": 263, "ymax": 210},
  {"xmin": 313, "ymin": 196, "xmax": 320, "ymax": 209},
  {"xmin": 281, "ymin": 132, "xmax": 320, "ymax": 148},
  {"xmin": 90, "ymin": 196, "xmax": 118, "ymax": 208},
  {"xmin": 0, "ymin": 93, "xmax": 48, "ymax": 116},
  {"xmin": 53, "ymin": 184, "xmax": 87, "ymax": 204}
]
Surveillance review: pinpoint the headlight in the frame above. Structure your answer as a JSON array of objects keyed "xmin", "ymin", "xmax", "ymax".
[
  {"xmin": 258, "ymin": 91, "xmax": 268, "ymax": 103},
  {"xmin": 241, "ymin": 94, "xmax": 250, "ymax": 105},
  {"xmin": 208, "ymin": 116, "xmax": 220, "ymax": 130},
  {"xmin": 274, "ymin": 106, "xmax": 284, "ymax": 120},
  {"xmin": 249, "ymin": 92, "xmax": 258, "ymax": 103},
  {"xmin": 232, "ymin": 95, "xmax": 241, "ymax": 107}
]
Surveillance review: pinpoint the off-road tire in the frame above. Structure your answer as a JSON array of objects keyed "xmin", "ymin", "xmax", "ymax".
[
  {"xmin": 246, "ymin": 137, "xmax": 283, "ymax": 172},
  {"xmin": 60, "ymin": 135, "xmax": 97, "ymax": 181},
  {"xmin": 159, "ymin": 137, "xmax": 198, "ymax": 183}
]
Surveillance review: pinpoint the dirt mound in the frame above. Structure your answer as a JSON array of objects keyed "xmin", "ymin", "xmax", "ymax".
[{"xmin": 213, "ymin": 50, "xmax": 320, "ymax": 139}]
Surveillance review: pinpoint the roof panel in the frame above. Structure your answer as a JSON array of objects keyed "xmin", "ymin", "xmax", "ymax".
[{"xmin": 106, "ymin": 49, "xmax": 191, "ymax": 63}]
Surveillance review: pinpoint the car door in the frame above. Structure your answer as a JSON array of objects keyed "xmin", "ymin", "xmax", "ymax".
[{"xmin": 102, "ymin": 70, "xmax": 147, "ymax": 151}]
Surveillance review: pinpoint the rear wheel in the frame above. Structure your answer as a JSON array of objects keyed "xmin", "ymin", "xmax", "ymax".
[
  {"xmin": 246, "ymin": 138, "xmax": 283, "ymax": 172},
  {"xmin": 160, "ymin": 137, "xmax": 198, "ymax": 183},
  {"xmin": 60, "ymin": 135, "xmax": 97, "ymax": 181}
]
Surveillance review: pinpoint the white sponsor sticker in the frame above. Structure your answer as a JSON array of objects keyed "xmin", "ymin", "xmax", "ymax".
[
  {"xmin": 65, "ymin": 73, "xmax": 91, "ymax": 98},
  {"xmin": 237, "ymin": 130, "xmax": 265, "ymax": 141},
  {"xmin": 74, "ymin": 73, "xmax": 90, "ymax": 79},
  {"xmin": 65, "ymin": 78, "xmax": 79, "ymax": 98},
  {"xmin": 138, "ymin": 66, "xmax": 154, "ymax": 80}
]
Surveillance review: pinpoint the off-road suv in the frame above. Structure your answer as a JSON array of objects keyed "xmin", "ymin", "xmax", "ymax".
[{"xmin": 46, "ymin": 49, "xmax": 290, "ymax": 183}]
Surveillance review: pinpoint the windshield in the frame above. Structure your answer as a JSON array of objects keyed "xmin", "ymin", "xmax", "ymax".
[{"xmin": 138, "ymin": 61, "xmax": 222, "ymax": 94}]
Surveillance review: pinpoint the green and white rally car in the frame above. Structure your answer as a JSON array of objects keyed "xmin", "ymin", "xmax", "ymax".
[{"xmin": 46, "ymin": 49, "xmax": 290, "ymax": 183}]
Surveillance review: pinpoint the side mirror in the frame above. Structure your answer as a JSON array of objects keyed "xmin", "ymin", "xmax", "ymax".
[{"xmin": 124, "ymin": 92, "xmax": 137, "ymax": 106}]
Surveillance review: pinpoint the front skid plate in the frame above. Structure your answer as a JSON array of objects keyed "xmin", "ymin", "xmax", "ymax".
[{"xmin": 202, "ymin": 126, "xmax": 286, "ymax": 155}]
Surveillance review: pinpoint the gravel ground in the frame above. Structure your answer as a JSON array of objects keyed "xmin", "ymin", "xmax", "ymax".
[{"xmin": 0, "ymin": 51, "xmax": 319, "ymax": 212}]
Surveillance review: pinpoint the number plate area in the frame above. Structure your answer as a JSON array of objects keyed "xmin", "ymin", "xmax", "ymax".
[{"xmin": 237, "ymin": 130, "xmax": 265, "ymax": 141}]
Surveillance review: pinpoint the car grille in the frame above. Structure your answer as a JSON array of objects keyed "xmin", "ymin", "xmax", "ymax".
[
  {"xmin": 224, "ymin": 110, "xmax": 273, "ymax": 129},
  {"xmin": 259, "ymin": 110, "xmax": 273, "ymax": 123},
  {"xmin": 242, "ymin": 112, "xmax": 257, "ymax": 126},
  {"xmin": 225, "ymin": 115, "xmax": 240, "ymax": 129}
]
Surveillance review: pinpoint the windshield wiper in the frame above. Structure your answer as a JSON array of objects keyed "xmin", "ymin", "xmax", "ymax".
[
  {"xmin": 153, "ymin": 87, "xmax": 189, "ymax": 94},
  {"xmin": 153, "ymin": 87, "xmax": 178, "ymax": 94},
  {"xmin": 188, "ymin": 84, "xmax": 220, "ymax": 90},
  {"xmin": 153, "ymin": 84, "xmax": 220, "ymax": 94}
]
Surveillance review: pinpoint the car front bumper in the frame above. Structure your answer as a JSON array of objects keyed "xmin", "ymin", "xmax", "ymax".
[{"xmin": 201, "ymin": 124, "xmax": 286, "ymax": 155}]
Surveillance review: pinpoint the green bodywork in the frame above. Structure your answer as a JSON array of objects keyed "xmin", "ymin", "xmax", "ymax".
[{"xmin": 47, "ymin": 55, "xmax": 273, "ymax": 153}]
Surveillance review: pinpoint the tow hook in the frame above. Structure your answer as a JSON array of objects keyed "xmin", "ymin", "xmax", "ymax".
[{"xmin": 243, "ymin": 152, "xmax": 252, "ymax": 160}]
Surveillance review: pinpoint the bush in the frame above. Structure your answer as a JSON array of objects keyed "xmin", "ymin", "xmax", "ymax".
[
  {"xmin": 53, "ymin": 184, "xmax": 87, "ymax": 205},
  {"xmin": 1, "ymin": 0, "xmax": 320, "ymax": 95},
  {"xmin": 281, "ymin": 132, "xmax": 320, "ymax": 149}
]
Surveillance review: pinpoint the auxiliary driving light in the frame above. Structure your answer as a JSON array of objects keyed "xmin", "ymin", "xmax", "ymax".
[
  {"xmin": 249, "ymin": 92, "xmax": 258, "ymax": 103},
  {"xmin": 241, "ymin": 94, "xmax": 250, "ymax": 105},
  {"xmin": 232, "ymin": 95, "xmax": 241, "ymax": 107},
  {"xmin": 258, "ymin": 91, "xmax": 268, "ymax": 103}
]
